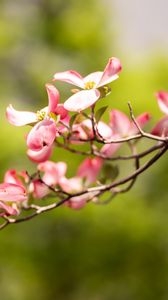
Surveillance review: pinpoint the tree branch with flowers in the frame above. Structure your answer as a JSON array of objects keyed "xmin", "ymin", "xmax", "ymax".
[{"xmin": 0, "ymin": 57, "xmax": 168, "ymax": 230}]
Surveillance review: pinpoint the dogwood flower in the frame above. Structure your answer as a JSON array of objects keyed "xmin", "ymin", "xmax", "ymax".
[
  {"xmin": 53, "ymin": 57, "xmax": 122, "ymax": 112},
  {"xmin": 155, "ymin": 91, "xmax": 168, "ymax": 115},
  {"xmin": 77, "ymin": 157, "xmax": 103, "ymax": 184},
  {"xmin": 151, "ymin": 91, "xmax": 168, "ymax": 137},
  {"xmin": 38, "ymin": 161, "xmax": 67, "ymax": 186},
  {"xmin": 65, "ymin": 192, "xmax": 98, "ymax": 210},
  {"xmin": 70, "ymin": 118, "xmax": 113, "ymax": 143},
  {"xmin": 27, "ymin": 144, "xmax": 53, "ymax": 163},
  {"xmin": 4, "ymin": 168, "xmax": 50, "ymax": 200},
  {"xmin": 4, "ymin": 169, "xmax": 28, "ymax": 187},
  {"xmin": 59, "ymin": 177, "xmax": 98, "ymax": 210},
  {"xmin": 0, "ymin": 183, "xmax": 27, "ymax": 216},
  {"xmin": 0, "ymin": 201, "xmax": 18, "ymax": 217},
  {"xmin": 36, "ymin": 159, "xmax": 100, "ymax": 209},
  {"xmin": 6, "ymin": 84, "xmax": 68, "ymax": 153},
  {"xmin": 101, "ymin": 110, "xmax": 150, "ymax": 157},
  {"xmin": 151, "ymin": 116, "xmax": 168, "ymax": 137}
]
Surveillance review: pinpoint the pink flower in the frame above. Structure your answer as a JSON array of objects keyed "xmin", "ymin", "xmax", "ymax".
[
  {"xmin": 0, "ymin": 183, "xmax": 27, "ymax": 202},
  {"xmin": 0, "ymin": 201, "xmax": 18, "ymax": 216},
  {"xmin": 59, "ymin": 177, "xmax": 83, "ymax": 193},
  {"xmin": 155, "ymin": 91, "xmax": 168, "ymax": 115},
  {"xmin": 151, "ymin": 91, "xmax": 168, "ymax": 137},
  {"xmin": 4, "ymin": 168, "xmax": 49, "ymax": 201},
  {"xmin": 6, "ymin": 84, "xmax": 61, "ymax": 126},
  {"xmin": 59, "ymin": 177, "xmax": 97, "ymax": 210},
  {"xmin": 0, "ymin": 183, "xmax": 27, "ymax": 216},
  {"xmin": 36, "ymin": 159, "xmax": 101, "ymax": 209},
  {"xmin": 27, "ymin": 144, "xmax": 53, "ymax": 163},
  {"xmin": 6, "ymin": 84, "xmax": 68, "ymax": 156},
  {"xmin": 109, "ymin": 110, "xmax": 150, "ymax": 136},
  {"xmin": 4, "ymin": 169, "xmax": 28, "ymax": 188},
  {"xmin": 29, "ymin": 179, "xmax": 49, "ymax": 199},
  {"xmin": 65, "ymin": 197, "xmax": 86, "ymax": 210},
  {"xmin": 77, "ymin": 157, "xmax": 103, "ymax": 184},
  {"xmin": 53, "ymin": 57, "xmax": 122, "ymax": 112},
  {"xmin": 71, "ymin": 119, "xmax": 113, "ymax": 142},
  {"xmin": 101, "ymin": 110, "xmax": 150, "ymax": 157},
  {"xmin": 101, "ymin": 139, "xmax": 121, "ymax": 157},
  {"xmin": 26, "ymin": 119, "xmax": 57, "ymax": 151},
  {"xmin": 38, "ymin": 161, "xmax": 67, "ymax": 186},
  {"xmin": 37, "ymin": 160, "xmax": 89, "ymax": 210},
  {"xmin": 65, "ymin": 191, "xmax": 99, "ymax": 210},
  {"xmin": 151, "ymin": 116, "xmax": 168, "ymax": 137}
]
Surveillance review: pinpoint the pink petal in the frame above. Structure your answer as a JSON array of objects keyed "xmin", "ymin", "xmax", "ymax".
[
  {"xmin": 156, "ymin": 91, "xmax": 168, "ymax": 115},
  {"xmin": 66, "ymin": 197, "xmax": 86, "ymax": 210},
  {"xmin": 151, "ymin": 116, "xmax": 168, "ymax": 137},
  {"xmin": 97, "ymin": 121, "xmax": 113, "ymax": 139},
  {"xmin": 0, "ymin": 201, "xmax": 18, "ymax": 216},
  {"xmin": 80, "ymin": 119, "xmax": 113, "ymax": 140},
  {"xmin": 55, "ymin": 104, "xmax": 68, "ymax": 119},
  {"xmin": 58, "ymin": 115, "xmax": 70, "ymax": 135},
  {"xmin": 101, "ymin": 139, "xmax": 121, "ymax": 157},
  {"xmin": 27, "ymin": 145, "xmax": 53, "ymax": 163},
  {"xmin": 46, "ymin": 84, "xmax": 59, "ymax": 113},
  {"xmin": 70, "ymin": 123, "xmax": 90, "ymax": 143},
  {"xmin": 32, "ymin": 180, "xmax": 49, "ymax": 199},
  {"xmin": 59, "ymin": 177, "xmax": 82, "ymax": 193},
  {"xmin": 66, "ymin": 192, "xmax": 98, "ymax": 210},
  {"xmin": 0, "ymin": 183, "xmax": 27, "ymax": 202},
  {"xmin": 83, "ymin": 72, "xmax": 103, "ymax": 86},
  {"xmin": 136, "ymin": 112, "xmax": 151, "ymax": 128},
  {"xmin": 97, "ymin": 57, "xmax": 122, "ymax": 87},
  {"xmin": 110, "ymin": 110, "xmax": 131, "ymax": 137},
  {"xmin": 6, "ymin": 104, "xmax": 37, "ymax": 126},
  {"xmin": 64, "ymin": 89, "xmax": 100, "ymax": 112},
  {"xmin": 27, "ymin": 119, "xmax": 57, "ymax": 151},
  {"xmin": 76, "ymin": 120, "xmax": 94, "ymax": 139},
  {"xmin": 77, "ymin": 157, "xmax": 103, "ymax": 184},
  {"xmin": 18, "ymin": 171, "xmax": 29, "ymax": 183},
  {"xmin": 4, "ymin": 169, "xmax": 24, "ymax": 187},
  {"xmin": 129, "ymin": 112, "xmax": 151, "ymax": 135},
  {"xmin": 53, "ymin": 70, "xmax": 85, "ymax": 88},
  {"xmin": 38, "ymin": 161, "xmax": 67, "ymax": 186}
]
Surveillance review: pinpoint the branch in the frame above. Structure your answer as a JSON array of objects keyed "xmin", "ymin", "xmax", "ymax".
[
  {"xmin": 1, "ymin": 143, "xmax": 167, "ymax": 231},
  {"xmin": 128, "ymin": 101, "xmax": 168, "ymax": 143},
  {"xmin": 56, "ymin": 137, "xmax": 166, "ymax": 161}
]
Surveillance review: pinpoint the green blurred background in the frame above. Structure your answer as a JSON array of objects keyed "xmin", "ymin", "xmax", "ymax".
[{"xmin": 0, "ymin": 0, "xmax": 168, "ymax": 299}]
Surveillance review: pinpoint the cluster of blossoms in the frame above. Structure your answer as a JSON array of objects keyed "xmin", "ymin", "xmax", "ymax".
[{"xmin": 0, "ymin": 57, "xmax": 168, "ymax": 229}]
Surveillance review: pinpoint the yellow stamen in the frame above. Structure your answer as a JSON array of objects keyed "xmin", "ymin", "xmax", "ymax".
[
  {"xmin": 48, "ymin": 112, "xmax": 57, "ymax": 121},
  {"xmin": 84, "ymin": 81, "xmax": 95, "ymax": 90},
  {"xmin": 36, "ymin": 110, "xmax": 46, "ymax": 121}
]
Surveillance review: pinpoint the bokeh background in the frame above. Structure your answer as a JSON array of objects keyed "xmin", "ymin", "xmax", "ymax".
[{"xmin": 0, "ymin": 0, "xmax": 168, "ymax": 299}]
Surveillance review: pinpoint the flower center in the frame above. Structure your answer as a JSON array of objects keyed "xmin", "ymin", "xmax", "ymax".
[
  {"xmin": 84, "ymin": 81, "xmax": 95, "ymax": 90},
  {"xmin": 36, "ymin": 110, "xmax": 46, "ymax": 121}
]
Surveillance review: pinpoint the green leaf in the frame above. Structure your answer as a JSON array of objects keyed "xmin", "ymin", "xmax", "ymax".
[
  {"xmin": 95, "ymin": 106, "xmax": 108, "ymax": 123},
  {"xmin": 69, "ymin": 113, "xmax": 79, "ymax": 128},
  {"xmin": 81, "ymin": 112, "xmax": 90, "ymax": 119}
]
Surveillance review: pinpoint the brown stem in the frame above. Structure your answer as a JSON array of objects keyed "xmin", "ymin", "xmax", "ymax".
[
  {"xmin": 56, "ymin": 139, "xmax": 165, "ymax": 161},
  {"xmin": 1, "ymin": 144, "xmax": 167, "ymax": 231}
]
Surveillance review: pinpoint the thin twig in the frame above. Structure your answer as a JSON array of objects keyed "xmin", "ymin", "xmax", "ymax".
[
  {"xmin": 56, "ymin": 139, "xmax": 165, "ymax": 161},
  {"xmin": 1, "ymin": 143, "xmax": 166, "ymax": 230},
  {"xmin": 128, "ymin": 101, "xmax": 168, "ymax": 143}
]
